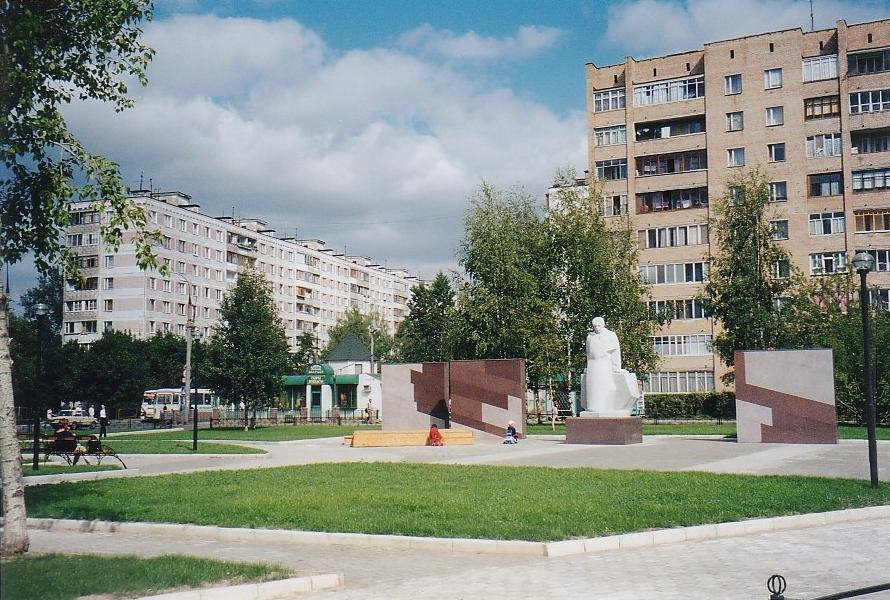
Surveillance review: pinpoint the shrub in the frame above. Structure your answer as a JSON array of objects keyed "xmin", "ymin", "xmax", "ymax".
[{"xmin": 644, "ymin": 392, "xmax": 736, "ymax": 420}]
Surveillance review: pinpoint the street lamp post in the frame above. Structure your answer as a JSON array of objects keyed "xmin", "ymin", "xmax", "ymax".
[
  {"xmin": 33, "ymin": 303, "xmax": 48, "ymax": 471},
  {"xmin": 177, "ymin": 275, "xmax": 195, "ymax": 426},
  {"xmin": 851, "ymin": 251, "xmax": 879, "ymax": 488}
]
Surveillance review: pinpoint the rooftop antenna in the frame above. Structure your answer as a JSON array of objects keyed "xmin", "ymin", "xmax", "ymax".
[
  {"xmin": 809, "ymin": 0, "xmax": 814, "ymax": 31},
  {"xmin": 139, "ymin": 171, "xmax": 144, "ymax": 189},
  {"xmin": 148, "ymin": 178, "xmax": 153, "ymax": 197},
  {"xmin": 232, "ymin": 206, "xmax": 235, "ymax": 219}
]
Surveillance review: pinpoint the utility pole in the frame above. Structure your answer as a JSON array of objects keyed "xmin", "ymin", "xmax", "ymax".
[{"xmin": 178, "ymin": 274, "xmax": 194, "ymax": 425}]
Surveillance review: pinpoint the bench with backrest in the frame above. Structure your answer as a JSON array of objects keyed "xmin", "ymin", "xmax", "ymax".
[{"xmin": 35, "ymin": 435, "xmax": 128, "ymax": 469}]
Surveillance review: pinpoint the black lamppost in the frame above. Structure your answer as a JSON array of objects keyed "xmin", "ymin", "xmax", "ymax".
[
  {"xmin": 851, "ymin": 251, "xmax": 878, "ymax": 488},
  {"xmin": 33, "ymin": 302, "xmax": 48, "ymax": 471}
]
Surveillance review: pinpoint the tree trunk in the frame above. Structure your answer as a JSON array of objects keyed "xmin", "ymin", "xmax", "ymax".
[{"xmin": 0, "ymin": 291, "xmax": 30, "ymax": 555}]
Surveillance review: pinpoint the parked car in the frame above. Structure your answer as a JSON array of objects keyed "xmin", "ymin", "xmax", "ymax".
[{"xmin": 48, "ymin": 409, "xmax": 98, "ymax": 430}]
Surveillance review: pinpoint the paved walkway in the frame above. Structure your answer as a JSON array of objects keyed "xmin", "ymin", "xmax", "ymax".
[
  {"xmin": 86, "ymin": 433, "xmax": 890, "ymax": 481},
  {"xmin": 27, "ymin": 517, "xmax": 890, "ymax": 599}
]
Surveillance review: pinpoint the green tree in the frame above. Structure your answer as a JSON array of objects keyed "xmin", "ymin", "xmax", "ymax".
[
  {"xmin": 143, "ymin": 332, "xmax": 188, "ymax": 389},
  {"xmin": 290, "ymin": 332, "xmax": 319, "ymax": 374},
  {"xmin": 453, "ymin": 182, "xmax": 560, "ymax": 383},
  {"xmin": 395, "ymin": 272, "xmax": 456, "ymax": 362},
  {"xmin": 546, "ymin": 171, "xmax": 660, "ymax": 378},
  {"xmin": 704, "ymin": 171, "xmax": 804, "ymax": 377},
  {"xmin": 80, "ymin": 331, "xmax": 150, "ymax": 412},
  {"xmin": 202, "ymin": 270, "xmax": 290, "ymax": 428},
  {"xmin": 19, "ymin": 269, "xmax": 63, "ymax": 336},
  {"xmin": 324, "ymin": 307, "xmax": 394, "ymax": 365},
  {"xmin": 1, "ymin": 0, "xmax": 159, "ymax": 555}
]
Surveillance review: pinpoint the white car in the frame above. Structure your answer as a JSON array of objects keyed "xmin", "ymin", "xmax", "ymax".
[{"xmin": 49, "ymin": 409, "xmax": 98, "ymax": 430}]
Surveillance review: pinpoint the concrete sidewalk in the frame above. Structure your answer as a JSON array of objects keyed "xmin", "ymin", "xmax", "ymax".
[{"xmin": 26, "ymin": 516, "xmax": 890, "ymax": 599}]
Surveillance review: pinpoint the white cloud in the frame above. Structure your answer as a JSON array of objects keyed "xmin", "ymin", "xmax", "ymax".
[
  {"xmin": 398, "ymin": 23, "xmax": 563, "ymax": 61},
  {"xmin": 64, "ymin": 15, "xmax": 584, "ymax": 279},
  {"xmin": 602, "ymin": 0, "xmax": 889, "ymax": 58}
]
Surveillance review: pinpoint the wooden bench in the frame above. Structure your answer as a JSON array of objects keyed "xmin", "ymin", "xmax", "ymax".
[
  {"xmin": 21, "ymin": 435, "xmax": 128, "ymax": 469},
  {"xmin": 345, "ymin": 429, "xmax": 474, "ymax": 447}
]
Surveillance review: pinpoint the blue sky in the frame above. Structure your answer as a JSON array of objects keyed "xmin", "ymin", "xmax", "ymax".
[{"xmin": 9, "ymin": 0, "xmax": 890, "ymax": 305}]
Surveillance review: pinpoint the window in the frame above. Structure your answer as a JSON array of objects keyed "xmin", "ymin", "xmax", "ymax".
[
  {"xmin": 768, "ymin": 143, "xmax": 786, "ymax": 162},
  {"xmin": 848, "ymin": 49, "xmax": 890, "ymax": 75},
  {"xmin": 594, "ymin": 124, "xmax": 627, "ymax": 146},
  {"xmin": 855, "ymin": 209, "xmax": 890, "ymax": 232},
  {"xmin": 809, "ymin": 172, "xmax": 842, "ymax": 196},
  {"xmin": 179, "ymin": 219, "xmax": 186, "ymax": 232},
  {"xmin": 636, "ymin": 188, "xmax": 708, "ymax": 213},
  {"xmin": 806, "ymin": 133, "xmax": 842, "ymax": 158},
  {"xmin": 765, "ymin": 106, "xmax": 784, "ymax": 126},
  {"xmin": 600, "ymin": 194, "xmax": 629, "ymax": 217},
  {"xmin": 802, "ymin": 55, "xmax": 838, "ymax": 81},
  {"xmin": 852, "ymin": 167, "xmax": 890, "ymax": 191},
  {"xmin": 635, "ymin": 151, "xmax": 707, "ymax": 176},
  {"xmin": 771, "ymin": 220, "xmax": 789, "ymax": 240},
  {"xmin": 643, "ymin": 371, "xmax": 715, "ymax": 393},
  {"xmin": 809, "ymin": 212, "xmax": 845, "ymax": 235},
  {"xmin": 103, "ymin": 299, "xmax": 113, "ymax": 311},
  {"xmin": 852, "ymin": 129, "xmax": 890, "ymax": 154},
  {"xmin": 728, "ymin": 186, "xmax": 747, "ymax": 206},
  {"xmin": 163, "ymin": 301, "xmax": 171, "ymax": 314},
  {"xmin": 764, "ymin": 68, "xmax": 783, "ymax": 89},
  {"xmin": 849, "ymin": 89, "xmax": 890, "ymax": 114},
  {"xmin": 102, "ymin": 277, "xmax": 113, "ymax": 290},
  {"xmin": 726, "ymin": 111, "xmax": 744, "ymax": 131},
  {"xmin": 639, "ymin": 262, "xmax": 708, "ymax": 285},
  {"xmin": 66, "ymin": 234, "xmax": 83, "ymax": 247},
  {"xmin": 648, "ymin": 298, "xmax": 709, "ymax": 320},
  {"xmin": 804, "ymin": 95, "xmax": 841, "ymax": 119},
  {"xmin": 769, "ymin": 181, "xmax": 788, "ymax": 202},
  {"xmin": 633, "ymin": 75, "xmax": 704, "ymax": 106},
  {"xmin": 593, "ymin": 88, "xmax": 625, "ymax": 112},
  {"xmin": 724, "ymin": 74, "xmax": 742, "ymax": 94},
  {"xmin": 64, "ymin": 322, "xmax": 76, "ymax": 335},
  {"xmin": 874, "ymin": 289, "xmax": 890, "ymax": 312},
  {"xmin": 103, "ymin": 255, "xmax": 114, "ymax": 268},
  {"xmin": 104, "ymin": 321, "xmax": 113, "ymax": 332},
  {"xmin": 773, "ymin": 260, "xmax": 791, "ymax": 278},
  {"xmin": 82, "ymin": 321, "xmax": 97, "ymax": 334},
  {"xmin": 638, "ymin": 224, "xmax": 708, "ymax": 249},
  {"xmin": 810, "ymin": 252, "xmax": 847, "ymax": 275},
  {"xmin": 164, "ymin": 214, "xmax": 172, "ymax": 227},
  {"xmin": 634, "ymin": 117, "xmax": 704, "ymax": 141},
  {"xmin": 595, "ymin": 159, "xmax": 627, "ymax": 181},
  {"xmin": 727, "ymin": 147, "xmax": 745, "ymax": 167},
  {"xmin": 857, "ymin": 249, "xmax": 890, "ymax": 272},
  {"xmin": 652, "ymin": 334, "xmax": 712, "ymax": 356}
]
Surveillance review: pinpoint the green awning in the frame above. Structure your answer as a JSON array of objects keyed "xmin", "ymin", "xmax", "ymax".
[
  {"xmin": 334, "ymin": 375, "xmax": 359, "ymax": 385},
  {"xmin": 283, "ymin": 375, "xmax": 308, "ymax": 386}
]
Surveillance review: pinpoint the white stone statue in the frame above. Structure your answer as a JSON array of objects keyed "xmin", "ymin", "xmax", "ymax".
[{"xmin": 581, "ymin": 317, "xmax": 642, "ymax": 417}]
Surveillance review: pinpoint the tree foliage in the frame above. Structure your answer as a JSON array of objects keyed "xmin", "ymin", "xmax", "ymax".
[
  {"xmin": 18, "ymin": 269, "xmax": 63, "ymax": 336},
  {"xmin": 290, "ymin": 332, "xmax": 320, "ymax": 374},
  {"xmin": 201, "ymin": 269, "xmax": 290, "ymax": 412},
  {"xmin": 1, "ymin": 0, "xmax": 158, "ymax": 556},
  {"xmin": 546, "ymin": 171, "xmax": 660, "ymax": 377},
  {"xmin": 395, "ymin": 272, "xmax": 456, "ymax": 362},
  {"xmin": 704, "ymin": 171, "xmax": 808, "ymax": 373},
  {"xmin": 324, "ymin": 307, "xmax": 394, "ymax": 364}
]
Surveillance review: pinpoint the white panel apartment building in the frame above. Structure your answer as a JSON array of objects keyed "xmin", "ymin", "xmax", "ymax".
[{"xmin": 62, "ymin": 191, "xmax": 418, "ymax": 348}]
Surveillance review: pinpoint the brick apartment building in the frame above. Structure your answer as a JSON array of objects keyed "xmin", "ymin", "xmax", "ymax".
[
  {"xmin": 572, "ymin": 19, "xmax": 890, "ymax": 392},
  {"xmin": 62, "ymin": 190, "xmax": 418, "ymax": 350}
]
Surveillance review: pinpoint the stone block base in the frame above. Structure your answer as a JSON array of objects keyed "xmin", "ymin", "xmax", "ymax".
[{"xmin": 565, "ymin": 417, "xmax": 642, "ymax": 445}]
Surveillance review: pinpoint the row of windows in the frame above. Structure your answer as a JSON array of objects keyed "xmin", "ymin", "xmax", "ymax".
[
  {"xmin": 860, "ymin": 249, "xmax": 890, "ymax": 272},
  {"xmin": 633, "ymin": 75, "xmax": 705, "ymax": 107},
  {"xmin": 852, "ymin": 167, "xmax": 890, "ymax": 191},
  {"xmin": 637, "ymin": 187, "xmax": 709, "ymax": 213},
  {"xmin": 810, "ymin": 251, "xmax": 847, "ymax": 275},
  {"xmin": 809, "ymin": 212, "xmax": 845, "ymax": 236},
  {"xmin": 643, "ymin": 371, "xmax": 715, "ymax": 393},
  {"xmin": 855, "ymin": 209, "xmax": 890, "ymax": 233},
  {"xmin": 594, "ymin": 124, "xmax": 626, "ymax": 146},
  {"xmin": 639, "ymin": 262, "xmax": 708, "ymax": 285},
  {"xmin": 634, "ymin": 117, "xmax": 705, "ymax": 141},
  {"xmin": 652, "ymin": 334, "xmax": 712, "ymax": 357},
  {"xmin": 638, "ymin": 224, "xmax": 709, "ymax": 249},
  {"xmin": 648, "ymin": 298, "xmax": 709, "ymax": 320},
  {"xmin": 850, "ymin": 89, "xmax": 890, "ymax": 114},
  {"xmin": 636, "ymin": 151, "xmax": 706, "ymax": 177}
]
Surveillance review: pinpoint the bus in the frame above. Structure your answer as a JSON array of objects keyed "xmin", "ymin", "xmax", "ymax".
[{"xmin": 141, "ymin": 388, "xmax": 217, "ymax": 421}]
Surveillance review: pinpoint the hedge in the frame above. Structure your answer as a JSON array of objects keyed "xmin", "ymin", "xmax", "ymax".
[{"xmin": 643, "ymin": 392, "xmax": 736, "ymax": 420}]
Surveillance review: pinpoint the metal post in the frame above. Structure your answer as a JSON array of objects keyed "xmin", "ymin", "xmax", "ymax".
[
  {"xmin": 192, "ymin": 404, "xmax": 198, "ymax": 451},
  {"xmin": 32, "ymin": 416, "xmax": 40, "ymax": 470},
  {"xmin": 859, "ymin": 269, "xmax": 879, "ymax": 488},
  {"xmin": 178, "ymin": 275, "xmax": 194, "ymax": 425}
]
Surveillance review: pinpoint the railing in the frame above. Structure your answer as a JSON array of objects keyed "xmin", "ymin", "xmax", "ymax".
[{"xmin": 767, "ymin": 574, "xmax": 890, "ymax": 599}]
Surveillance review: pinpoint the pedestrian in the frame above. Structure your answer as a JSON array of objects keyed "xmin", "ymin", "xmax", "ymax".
[
  {"xmin": 503, "ymin": 420, "xmax": 520, "ymax": 444},
  {"xmin": 88, "ymin": 405, "xmax": 95, "ymax": 418},
  {"xmin": 99, "ymin": 404, "xmax": 108, "ymax": 438},
  {"xmin": 428, "ymin": 423, "xmax": 443, "ymax": 446},
  {"xmin": 46, "ymin": 408, "xmax": 52, "ymax": 420},
  {"xmin": 365, "ymin": 400, "xmax": 373, "ymax": 424}
]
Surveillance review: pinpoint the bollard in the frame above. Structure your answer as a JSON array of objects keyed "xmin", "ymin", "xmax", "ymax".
[
  {"xmin": 32, "ymin": 416, "xmax": 40, "ymax": 470},
  {"xmin": 767, "ymin": 574, "xmax": 786, "ymax": 600}
]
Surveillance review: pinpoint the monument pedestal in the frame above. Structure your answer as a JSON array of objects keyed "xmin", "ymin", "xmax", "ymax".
[{"xmin": 565, "ymin": 416, "xmax": 642, "ymax": 445}]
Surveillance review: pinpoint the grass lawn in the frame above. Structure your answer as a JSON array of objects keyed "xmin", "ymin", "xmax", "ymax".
[
  {"xmin": 0, "ymin": 553, "xmax": 293, "ymax": 600},
  {"xmin": 112, "ymin": 424, "xmax": 380, "ymax": 442},
  {"xmin": 104, "ymin": 439, "xmax": 265, "ymax": 454},
  {"xmin": 23, "ymin": 464, "xmax": 120, "ymax": 477},
  {"xmin": 24, "ymin": 463, "xmax": 890, "ymax": 542}
]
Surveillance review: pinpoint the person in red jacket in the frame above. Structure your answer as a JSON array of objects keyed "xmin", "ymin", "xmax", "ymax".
[{"xmin": 428, "ymin": 424, "xmax": 443, "ymax": 446}]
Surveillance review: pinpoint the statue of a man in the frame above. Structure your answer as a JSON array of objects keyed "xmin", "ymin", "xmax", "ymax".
[{"xmin": 584, "ymin": 317, "xmax": 638, "ymax": 416}]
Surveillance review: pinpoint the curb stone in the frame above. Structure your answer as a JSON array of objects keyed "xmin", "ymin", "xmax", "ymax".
[
  {"xmin": 134, "ymin": 573, "xmax": 343, "ymax": 599},
  {"xmin": 23, "ymin": 504, "xmax": 890, "ymax": 559}
]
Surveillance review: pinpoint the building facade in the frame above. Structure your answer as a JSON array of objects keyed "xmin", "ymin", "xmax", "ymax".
[
  {"xmin": 581, "ymin": 19, "xmax": 890, "ymax": 393},
  {"xmin": 62, "ymin": 190, "xmax": 418, "ymax": 349}
]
